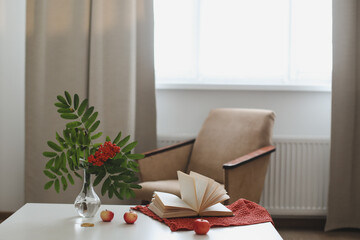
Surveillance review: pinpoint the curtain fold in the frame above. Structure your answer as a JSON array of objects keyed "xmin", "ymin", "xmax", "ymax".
[
  {"xmin": 25, "ymin": 0, "xmax": 156, "ymax": 204},
  {"xmin": 325, "ymin": 0, "xmax": 360, "ymax": 231}
]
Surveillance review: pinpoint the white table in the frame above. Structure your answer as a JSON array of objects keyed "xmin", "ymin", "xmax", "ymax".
[{"xmin": 0, "ymin": 203, "xmax": 282, "ymax": 240}]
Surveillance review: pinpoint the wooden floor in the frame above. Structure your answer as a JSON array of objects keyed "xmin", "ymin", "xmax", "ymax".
[
  {"xmin": 278, "ymin": 228, "xmax": 360, "ymax": 239},
  {"xmin": 275, "ymin": 218, "xmax": 360, "ymax": 239},
  {"xmin": 2, "ymin": 214, "xmax": 360, "ymax": 239}
]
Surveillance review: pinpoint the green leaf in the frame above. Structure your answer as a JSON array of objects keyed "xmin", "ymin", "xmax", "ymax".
[
  {"xmin": 66, "ymin": 121, "xmax": 82, "ymax": 128},
  {"xmin": 129, "ymin": 189, "xmax": 136, "ymax": 198},
  {"xmin": 70, "ymin": 128, "xmax": 77, "ymax": 144},
  {"xmin": 126, "ymin": 154, "xmax": 144, "ymax": 160},
  {"xmin": 61, "ymin": 176, "xmax": 68, "ymax": 191},
  {"xmin": 43, "ymin": 151, "xmax": 57, "ymax": 158},
  {"xmin": 83, "ymin": 147, "xmax": 89, "ymax": 161},
  {"xmin": 64, "ymin": 91, "xmax": 72, "ymax": 105},
  {"xmin": 61, "ymin": 152, "xmax": 66, "ymax": 168},
  {"xmin": 74, "ymin": 171, "xmax": 82, "ymax": 179},
  {"xmin": 55, "ymin": 102, "xmax": 69, "ymax": 108},
  {"xmin": 67, "ymin": 173, "xmax": 75, "ymax": 185},
  {"xmin": 101, "ymin": 178, "xmax": 111, "ymax": 196},
  {"xmin": 130, "ymin": 184, "xmax": 142, "ymax": 189},
  {"xmin": 74, "ymin": 94, "xmax": 79, "ymax": 110},
  {"xmin": 122, "ymin": 141, "xmax": 138, "ymax": 153},
  {"xmin": 120, "ymin": 186, "xmax": 126, "ymax": 199},
  {"xmin": 93, "ymin": 170, "xmax": 106, "ymax": 186},
  {"xmin": 77, "ymin": 99, "xmax": 88, "ymax": 116},
  {"xmin": 54, "ymin": 156, "xmax": 61, "ymax": 171},
  {"xmin": 125, "ymin": 188, "xmax": 132, "ymax": 199},
  {"xmin": 67, "ymin": 158, "xmax": 74, "ymax": 171},
  {"xmin": 66, "ymin": 150, "xmax": 74, "ymax": 170},
  {"xmin": 117, "ymin": 135, "xmax": 130, "ymax": 147},
  {"xmin": 78, "ymin": 131, "xmax": 84, "ymax": 145},
  {"xmin": 93, "ymin": 143, "xmax": 101, "ymax": 149},
  {"xmin": 44, "ymin": 170, "xmax": 57, "ymax": 179},
  {"xmin": 47, "ymin": 141, "xmax": 63, "ymax": 152},
  {"xmin": 54, "ymin": 179, "xmax": 60, "ymax": 193},
  {"xmin": 44, "ymin": 181, "xmax": 54, "ymax": 190},
  {"xmin": 63, "ymin": 130, "xmax": 71, "ymax": 143},
  {"xmin": 91, "ymin": 132, "xmax": 102, "ymax": 140},
  {"xmin": 45, "ymin": 158, "xmax": 55, "ymax": 169},
  {"xmin": 106, "ymin": 136, "xmax": 111, "ymax": 142},
  {"xmin": 56, "ymin": 132, "xmax": 65, "ymax": 143},
  {"xmin": 57, "ymin": 95, "xmax": 68, "ymax": 105},
  {"xmin": 84, "ymin": 134, "xmax": 91, "ymax": 145},
  {"xmin": 108, "ymin": 185, "xmax": 114, "ymax": 198},
  {"xmin": 57, "ymin": 108, "xmax": 73, "ymax": 113},
  {"xmin": 128, "ymin": 161, "xmax": 139, "ymax": 172},
  {"xmin": 89, "ymin": 120, "xmax": 100, "ymax": 133},
  {"xmin": 85, "ymin": 112, "xmax": 98, "ymax": 129},
  {"xmin": 60, "ymin": 113, "xmax": 78, "ymax": 120},
  {"xmin": 75, "ymin": 148, "xmax": 80, "ymax": 166},
  {"xmin": 51, "ymin": 169, "xmax": 63, "ymax": 176},
  {"xmin": 113, "ymin": 188, "xmax": 124, "ymax": 200},
  {"xmin": 81, "ymin": 107, "xmax": 94, "ymax": 123},
  {"xmin": 57, "ymin": 140, "xmax": 68, "ymax": 149},
  {"xmin": 114, "ymin": 179, "xmax": 128, "ymax": 188},
  {"xmin": 113, "ymin": 132, "xmax": 122, "ymax": 144},
  {"xmin": 120, "ymin": 159, "xmax": 128, "ymax": 168},
  {"xmin": 124, "ymin": 175, "xmax": 139, "ymax": 183}
]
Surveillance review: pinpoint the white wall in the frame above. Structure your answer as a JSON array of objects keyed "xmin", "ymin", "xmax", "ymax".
[
  {"xmin": 0, "ymin": 0, "xmax": 26, "ymax": 212},
  {"xmin": 156, "ymin": 89, "xmax": 331, "ymax": 139}
]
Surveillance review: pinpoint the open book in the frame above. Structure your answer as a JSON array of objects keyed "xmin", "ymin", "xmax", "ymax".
[{"xmin": 148, "ymin": 171, "xmax": 233, "ymax": 218}]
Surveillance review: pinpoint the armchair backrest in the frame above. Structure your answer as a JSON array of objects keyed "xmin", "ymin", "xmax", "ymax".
[{"xmin": 186, "ymin": 108, "xmax": 275, "ymax": 183}]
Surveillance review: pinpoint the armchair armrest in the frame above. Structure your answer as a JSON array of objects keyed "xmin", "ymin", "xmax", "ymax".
[
  {"xmin": 138, "ymin": 139, "xmax": 195, "ymax": 182},
  {"xmin": 223, "ymin": 145, "xmax": 276, "ymax": 204},
  {"xmin": 143, "ymin": 139, "xmax": 195, "ymax": 157},
  {"xmin": 223, "ymin": 145, "xmax": 276, "ymax": 169}
]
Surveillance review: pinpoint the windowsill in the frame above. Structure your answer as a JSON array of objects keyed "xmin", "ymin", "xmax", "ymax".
[{"xmin": 156, "ymin": 82, "xmax": 332, "ymax": 92}]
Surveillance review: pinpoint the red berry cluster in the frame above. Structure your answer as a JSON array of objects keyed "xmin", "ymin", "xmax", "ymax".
[{"xmin": 88, "ymin": 141, "xmax": 121, "ymax": 166}]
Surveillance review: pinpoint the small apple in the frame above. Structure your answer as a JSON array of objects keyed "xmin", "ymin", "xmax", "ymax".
[
  {"xmin": 194, "ymin": 219, "xmax": 210, "ymax": 235},
  {"xmin": 100, "ymin": 209, "xmax": 114, "ymax": 222},
  {"xmin": 123, "ymin": 209, "xmax": 138, "ymax": 224}
]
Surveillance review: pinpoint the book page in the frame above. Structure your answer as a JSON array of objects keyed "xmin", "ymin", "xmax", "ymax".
[
  {"xmin": 154, "ymin": 191, "xmax": 193, "ymax": 210},
  {"xmin": 190, "ymin": 171, "xmax": 230, "ymax": 210},
  {"xmin": 199, "ymin": 203, "xmax": 234, "ymax": 217},
  {"xmin": 189, "ymin": 171, "xmax": 208, "ymax": 209},
  {"xmin": 177, "ymin": 171, "xmax": 198, "ymax": 211},
  {"xmin": 148, "ymin": 202, "xmax": 198, "ymax": 218}
]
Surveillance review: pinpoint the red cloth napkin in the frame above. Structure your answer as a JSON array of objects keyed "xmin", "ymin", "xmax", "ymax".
[{"xmin": 131, "ymin": 198, "xmax": 274, "ymax": 231}]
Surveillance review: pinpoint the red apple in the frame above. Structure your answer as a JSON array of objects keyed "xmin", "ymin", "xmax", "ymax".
[
  {"xmin": 123, "ymin": 210, "xmax": 138, "ymax": 224},
  {"xmin": 100, "ymin": 209, "xmax": 114, "ymax": 222},
  {"xmin": 194, "ymin": 219, "xmax": 210, "ymax": 235}
]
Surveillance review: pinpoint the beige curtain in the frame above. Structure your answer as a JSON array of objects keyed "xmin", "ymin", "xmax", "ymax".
[
  {"xmin": 25, "ymin": 0, "xmax": 156, "ymax": 204},
  {"xmin": 325, "ymin": 0, "xmax": 360, "ymax": 231}
]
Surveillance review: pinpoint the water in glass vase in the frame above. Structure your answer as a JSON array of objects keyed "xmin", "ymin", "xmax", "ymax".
[{"xmin": 74, "ymin": 168, "xmax": 101, "ymax": 218}]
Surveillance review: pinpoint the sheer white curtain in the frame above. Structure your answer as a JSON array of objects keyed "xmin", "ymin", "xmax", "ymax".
[
  {"xmin": 25, "ymin": 0, "xmax": 156, "ymax": 204},
  {"xmin": 325, "ymin": 0, "xmax": 360, "ymax": 231}
]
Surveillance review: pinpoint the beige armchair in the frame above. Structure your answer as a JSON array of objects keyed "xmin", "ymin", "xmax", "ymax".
[{"xmin": 134, "ymin": 108, "xmax": 275, "ymax": 204}]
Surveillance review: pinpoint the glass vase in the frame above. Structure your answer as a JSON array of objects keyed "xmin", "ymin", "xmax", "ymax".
[{"xmin": 74, "ymin": 168, "xmax": 101, "ymax": 218}]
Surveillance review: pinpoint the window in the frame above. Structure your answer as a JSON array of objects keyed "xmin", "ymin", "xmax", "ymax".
[{"xmin": 154, "ymin": 0, "xmax": 332, "ymax": 89}]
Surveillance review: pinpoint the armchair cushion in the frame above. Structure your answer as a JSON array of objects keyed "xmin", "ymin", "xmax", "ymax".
[
  {"xmin": 187, "ymin": 109, "xmax": 275, "ymax": 183},
  {"xmin": 133, "ymin": 180, "xmax": 180, "ymax": 202}
]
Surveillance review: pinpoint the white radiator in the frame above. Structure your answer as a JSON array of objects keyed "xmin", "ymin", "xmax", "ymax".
[{"xmin": 157, "ymin": 135, "xmax": 330, "ymax": 216}]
